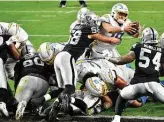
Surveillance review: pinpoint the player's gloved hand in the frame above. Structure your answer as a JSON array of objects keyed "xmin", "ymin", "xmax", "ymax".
[
  {"xmin": 85, "ymin": 47, "xmax": 92, "ymax": 58},
  {"xmin": 31, "ymin": 97, "xmax": 45, "ymax": 106},
  {"xmin": 124, "ymin": 24, "xmax": 137, "ymax": 35},
  {"xmin": 6, "ymin": 36, "xmax": 19, "ymax": 46}
]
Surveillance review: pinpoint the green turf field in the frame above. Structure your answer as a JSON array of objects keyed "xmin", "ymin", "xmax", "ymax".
[{"xmin": 2, "ymin": 0, "xmax": 164, "ymax": 117}]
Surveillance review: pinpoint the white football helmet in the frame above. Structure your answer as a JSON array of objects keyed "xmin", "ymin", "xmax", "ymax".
[
  {"xmin": 85, "ymin": 77, "xmax": 108, "ymax": 97},
  {"xmin": 160, "ymin": 33, "xmax": 164, "ymax": 48},
  {"xmin": 37, "ymin": 42, "xmax": 55, "ymax": 65},
  {"xmin": 111, "ymin": 3, "xmax": 129, "ymax": 24},
  {"xmin": 141, "ymin": 27, "xmax": 159, "ymax": 45},
  {"xmin": 77, "ymin": 8, "xmax": 90, "ymax": 23}
]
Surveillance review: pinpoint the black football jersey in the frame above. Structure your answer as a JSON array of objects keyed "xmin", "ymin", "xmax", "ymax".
[
  {"xmin": 14, "ymin": 54, "xmax": 50, "ymax": 83},
  {"xmin": 63, "ymin": 24, "xmax": 99, "ymax": 61},
  {"xmin": 130, "ymin": 43, "xmax": 164, "ymax": 78}
]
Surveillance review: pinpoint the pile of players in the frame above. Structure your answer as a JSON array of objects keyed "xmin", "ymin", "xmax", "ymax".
[{"xmin": 0, "ymin": 3, "xmax": 163, "ymax": 122}]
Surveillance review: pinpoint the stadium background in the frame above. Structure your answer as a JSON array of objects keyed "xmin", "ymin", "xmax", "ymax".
[{"xmin": 1, "ymin": 0, "xmax": 164, "ymax": 119}]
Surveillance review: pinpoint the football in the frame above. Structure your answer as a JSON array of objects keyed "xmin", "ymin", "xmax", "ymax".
[{"xmin": 127, "ymin": 22, "xmax": 140, "ymax": 35}]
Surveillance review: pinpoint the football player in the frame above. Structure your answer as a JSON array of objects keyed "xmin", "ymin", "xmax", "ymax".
[
  {"xmin": 31, "ymin": 12, "xmax": 120, "ymax": 120},
  {"xmin": 108, "ymin": 27, "xmax": 164, "ymax": 122},
  {"xmin": 90, "ymin": 3, "xmax": 141, "ymax": 59},
  {"xmin": 14, "ymin": 45, "xmax": 51, "ymax": 120},
  {"xmin": 0, "ymin": 22, "xmax": 32, "ymax": 80},
  {"xmin": 0, "ymin": 22, "xmax": 31, "ymax": 117},
  {"xmin": 70, "ymin": 7, "xmax": 90, "ymax": 31}
]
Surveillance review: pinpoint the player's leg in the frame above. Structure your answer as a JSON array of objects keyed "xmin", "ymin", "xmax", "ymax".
[
  {"xmin": 0, "ymin": 58, "xmax": 9, "ymax": 117},
  {"xmin": 59, "ymin": 0, "xmax": 66, "ymax": 7},
  {"xmin": 54, "ymin": 51, "xmax": 77, "ymax": 112},
  {"xmin": 79, "ymin": 0, "xmax": 87, "ymax": 7},
  {"xmin": 146, "ymin": 81, "xmax": 164, "ymax": 103},
  {"xmin": 55, "ymin": 51, "xmax": 77, "ymax": 95},
  {"xmin": 4, "ymin": 57, "xmax": 17, "ymax": 80},
  {"xmin": 15, "ymin": 76, "xmax": 47, "ymax": 120},
  {"xmin": 32, "ymin": 77, "xmax": 49, "ymax": 99},
  {"xmin": 112, "ymin": 83, "xmax": 148, "ymax": 122}
]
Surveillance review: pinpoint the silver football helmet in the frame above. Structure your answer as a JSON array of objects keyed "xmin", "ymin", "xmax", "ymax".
[
  {"xmin": 111, "ymin": 3, "xmax": 129, "ymax": 24},
  {"xmin": 141, "ymin": 27, "xmax": 159, "ymax": 45},
  {"xmin": 77, "ymin": 8, "xmax": 90, "ymax": 21},
  {"xmin": 83, "ymin": 12, "xmax": 100, "ymax": 26},
  {"xmin": 160, "ymin": 33, "xmax": 164, "ymax": 48}
]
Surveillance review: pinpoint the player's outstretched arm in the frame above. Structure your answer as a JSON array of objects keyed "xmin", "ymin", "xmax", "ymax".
[
  {"xmin": 88, "ymin": 33, "xmax": 120, "ymax": 44},
  {"xmin": 101, "ymin": 22, "xmax": 136, "ymax": 34},
  {"xmin": 108, "ymin": 51, "xmax": 136, "ymax": 65}
]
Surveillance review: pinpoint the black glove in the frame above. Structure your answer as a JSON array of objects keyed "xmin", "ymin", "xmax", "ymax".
[
  {"xmin": 31, "ymin": 96, "xmax": 45, "ymax": 106},
  {"xmin": 85, "ymin": 47, "xmax": 92, "ymax": 58}
]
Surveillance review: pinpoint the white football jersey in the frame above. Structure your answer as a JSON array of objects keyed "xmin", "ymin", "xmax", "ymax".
[
  {"xmin": 0, "ymin": 22, "xmax": 28, "ymax": 47},
  {"xmin": 91, "ymin": 14, "xmax": 131, "ymax": 58},
  {"xmin": 0, "ymin": 22, "xmax": 31, "ymax": 78},
  {"xmin": 76, "ymin": 58, "xmax": 134, "ymax": 85}
]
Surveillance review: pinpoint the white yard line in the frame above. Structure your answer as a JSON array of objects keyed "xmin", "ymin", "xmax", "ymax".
[
  {"xmin": 17, "ymin": 20, "xmax": 40, "ymax": 21},
  {"xmin": 41, "ymin": 15, "xmax": 56, "ymax": 17}
]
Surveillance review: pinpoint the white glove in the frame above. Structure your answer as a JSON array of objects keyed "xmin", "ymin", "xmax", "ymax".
[{"xmin": 6, "ymin": 36, "xmax": 19, "ymax": 46}]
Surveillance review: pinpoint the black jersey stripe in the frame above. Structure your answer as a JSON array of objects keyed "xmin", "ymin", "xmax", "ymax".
[{"xmin": 70, "ymin": 56, "xmax": 75, "ymax": 85}]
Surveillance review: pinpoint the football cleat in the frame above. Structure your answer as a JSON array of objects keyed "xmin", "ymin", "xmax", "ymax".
[
  {"xmin": 58, "ymin": 93, "xmax": 71, "ymax": 113},
  {"xmin": 111, "ymin": 119, "xmax": 120, "ymax": 122},
  {"xmin": 15, "ymin": 101, "xmax": 27, "ymax": 120},
  {"xmin": 111, "ymin": 115, "xmax": 121, "ymax": 122},
  {"xmin": 0, "ymin": 102, "xmax": 9, "ymax": 117},
  {"xmin": 48, "ymin": 101, "xmax": 61, "ymax": 122}
]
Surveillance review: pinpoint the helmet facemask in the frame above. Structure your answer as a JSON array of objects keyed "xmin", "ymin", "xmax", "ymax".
[
  {"xmin": 85, "ymin": 76, "xmax": 108, "ymax": 97},
  {"xmin": 114, "ymin": 12, "xmax": 128, "ymax": 24}
]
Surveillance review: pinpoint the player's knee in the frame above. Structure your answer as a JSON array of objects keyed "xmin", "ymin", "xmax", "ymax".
[{"xmin": 120, "ymin": 85, "xmax": 134, "ymax": 99}]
